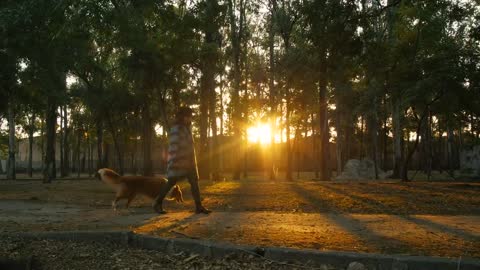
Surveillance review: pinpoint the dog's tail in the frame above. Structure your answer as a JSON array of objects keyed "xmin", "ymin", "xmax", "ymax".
[
  {"xmin": 98, "ymin": 168, "xmax": 122, "ymax": 185},
  {"xmin": 165, "ymin": 185, "xmax": 184, "ymax": 202}
]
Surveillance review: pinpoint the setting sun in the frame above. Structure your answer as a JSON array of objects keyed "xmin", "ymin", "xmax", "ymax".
[{"xmin": 247, "ymin": 122, "xmax": 272, "ymax": 145}]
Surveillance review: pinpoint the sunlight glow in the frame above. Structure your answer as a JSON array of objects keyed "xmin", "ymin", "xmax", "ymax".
[
  {"xmin": 66, "ymin": 75, "xmax": 78, "ymax": 87},
  {"xmin": 247, "ymin": 122, "xmax": 272, "ymax": 145},
  {"xmin": 154, "ymin": 124, "xmax": 164, "ymax": 136}
]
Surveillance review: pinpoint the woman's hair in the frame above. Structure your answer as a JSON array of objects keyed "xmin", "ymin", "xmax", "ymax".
[{"xmin": 175, "ymin": 106, "xmax": 194, "ymax": 122}]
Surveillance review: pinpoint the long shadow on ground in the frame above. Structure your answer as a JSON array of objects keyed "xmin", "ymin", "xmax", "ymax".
[{"xmin": 289, "ymin": 183, "xmax": 415, "ymax": 254}]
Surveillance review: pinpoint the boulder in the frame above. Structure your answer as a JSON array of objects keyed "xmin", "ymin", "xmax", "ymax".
[
  {"xmin": 460, "ymin": 145, "xmax": 480, "ymax": 178},
  {"xmin": 347, "ymin": 262, "xmax": 366, "ymax": 270},
  {"xmin": 336, "ymin": 159, "xmax": 391, "ymax": 181}
]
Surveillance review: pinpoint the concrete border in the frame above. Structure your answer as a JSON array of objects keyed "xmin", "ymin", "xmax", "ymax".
[
  {"xmin": 2, "ymin": 231, "xmax": 131, "ymax": 246},
  {"xmin": 2, "ymin": 231, "xmax": 479, "ymax": 270},
  {"xmin": 0, "ymin": 257, "xmax": 33, "ymax": 270}
]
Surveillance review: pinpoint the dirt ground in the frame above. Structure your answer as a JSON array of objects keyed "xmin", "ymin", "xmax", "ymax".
[
  {"xmin": 1, "ymin": 176, "xmax": 479, "ymax": 259},
  {"xmin": 1, "ymin": 175, "xmax": 479, "ymax": 214},
  {"xmin": 1, "ymin": 237, "xmax": 312, "ymax": 270}
]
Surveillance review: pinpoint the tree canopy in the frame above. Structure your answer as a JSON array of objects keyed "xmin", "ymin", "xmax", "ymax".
[{"xmin": 1, "ymin": 0, "xmax": 479, "ymax": 181}]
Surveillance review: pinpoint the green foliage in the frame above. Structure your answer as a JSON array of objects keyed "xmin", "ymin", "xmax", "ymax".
[{"xmin": 1, "ymin": 0, "xmax": 479, "ymax": 175}]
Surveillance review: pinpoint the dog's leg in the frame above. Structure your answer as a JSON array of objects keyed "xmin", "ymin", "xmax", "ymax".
[
  {"xmin": 126, "ymin": 194, "xmax": 136, "ymax": 209},
  {"xmin": 112, "ymin": 194, "xmax": 125, "ymax": 212},
  {"xmin": 113, "ymin": 186, "xmax": 129, "ymax": 212},
  {"xmin": 112, "ymin": 197, "xmax": 120, "ymax": 211}
]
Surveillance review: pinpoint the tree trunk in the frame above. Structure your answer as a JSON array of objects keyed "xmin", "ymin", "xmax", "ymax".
[
  {"xmin": 477, "ymin": 118, "xmax": 480, "ymax": 139},
  {"xmin": 242, "ymin": 56, "xmax": 249, "ymax": 179},
  {"xmin": 382, "ymin": 113, "xmax": 388, "ymax": 169},
  {"xmin": 421, "ymin": 112, "xmax": 428, "ymax": 174},
  {"xmin": 295, "ymin": 126, "xmax": 301, "ymax": 179},
  {"xmin": 345, "ymin": 114, "xmax": 354, "ymax": 165},
  {"xmin": 243, "ymin": 137, "xmax": 248, "ymax": 178},
  {"xmin": 437, "ymin": 127, "xmax": 443, "ymax": 173},
  {"xmin": 103, "ymin": 143, "xmax": 110, "ymax": 169},
  {"xmin": 60, "ymin": 108, "xmax": 64, "ymax": 177},
  {"xmin": 142, "ymin": 103, "xmax": 153, "ymax": 176},
  {"xmin": 369, "ymin": 97, "xmax": 379, "ymax": 180},
  {"xmin": 63, "ymin": 105, "xmax": 70, "ymax": 176},
  {"xmin": 219, "ymin": 78, "xmax": 225, "ymax": 175},
  {"xmin": 387, "ymin": 0, "xmax": 403, "ymax": 178},
  {"xmin": 209, "ymin": 89, "xmax": 219, "ymax": 181},
  {"xmin": 335, "ymin": 110, "xmax": 342, "ymax": 177},
  {"xmin": 447, "ymin": 121, "xmax": 454, "ymax": 177},
  {"xmin": 208, "ymin": 29, "xmax": 220, "ymax": 181},
  {"xmin": 199, "ymin": 34, "xmax": 218, "ymax": 179},
  {"xmin": 133, "ymin": 128, "xmax": 139, "ymax": 175},
  {"xmin": 199, "ymin": 67, "xmax": 210, "ymax": 179},
  {"xmin": 7, "ymin": 102, "xmax": 16, "ymax": 180},
  {"xmin": 457, "ymin": 126, "xmax": 462, "ymax": 169},
  {"xmin": 106, "ymin": 113, "xmax": 125, "ymax": 175},
  {"xmin": 87, "ymin": 135, "xmax": 93, "ymax": 177},
  {"xmin": 317, "ymin": 46, "xmax": 330, "ymax": 180},
  {"xmin": 402, "ymin": 111, "xmax": 427, "ymax": 181},
  {"xmin": 43, "ymin": 99, "xmax": 57, "ymax": 183},
  {"xmin": 132, "ymin": 110, "xmax": 141, "ymax": 175},
  {"xmin": 392, "ymin": 98, "xmax": 403, "ymax": 178},
  {"xmin": 40, "ymin": 117, "xmax": 45, "ymax": 172},
  {"xmin": 200, "ymin": 0, "xmax": 221, "ymax": 180},
  {"xmin": 76, "ymin": 128, "xmax": 82, "ymax": 178},
  {"xmin": 318, "ymin": 61, "xmax": 330, "ymax": 181},
  {"xmin": 96, "ymin": 117, "xmax": 104, "ymax": 172},
  {"xmin": 426, "ymin": 111, "xmax": 432, "ymax": 180},
  {"xmin": 359, "ymin": 116, "xmax": 365, "ymax": 159},
  {"xmin": 81, "ymin": 152, "xmax": 86, "ymax": 175},
  {"xmin": 470, "ymin": 114, "xmax": 476, "ymax": 138},
  {"xmin": 0, "ymin": 152, "xmax": 3, "ymax": 174},
  {"xmin": 28, "ymin": 113, "xmax": 36, "ymax": 178},
  {"xmin": 285, "ymin": 88, "xmax": 293, "ymax": 181},
  {"xmin": 312, "ymin": 113, "xmax": 319, "ymax": 178},
  {"xmin": 282, "ymin": 33, "xmax": 293, "ymax": 181},
  {"xmin": 268, "ymin": 0, "xmax": 277, "ymax": 180},
  {"xmin": 228, "ymin": 0, "xmax": 245, "ymax": 180},
  {"xmin": 371, "ymin": 121, "xmax": 379, "ymax": 180}
]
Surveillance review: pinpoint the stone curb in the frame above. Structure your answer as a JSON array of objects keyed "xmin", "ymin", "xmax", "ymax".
[
  {"xmin": 2, "ymin": 231, "xmax": 131, "ymax": 246},
  {"xmin": 2, "ymin": 231, "xmax": 479, "ymax": 270}
]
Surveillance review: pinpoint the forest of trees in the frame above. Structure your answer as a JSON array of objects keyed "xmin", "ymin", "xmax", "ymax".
[{"xmin": 1, "ymin": 0, "xmax": 479, "ymax": 183}]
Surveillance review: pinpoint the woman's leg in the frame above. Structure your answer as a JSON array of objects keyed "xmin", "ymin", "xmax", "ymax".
[
  {"xmin": 153, "ymin": 177, "xmax": 179, "ymax": 214},
  {"xmin": 187, "ymin": 172, "xmax": 211, "ymax": 214}
]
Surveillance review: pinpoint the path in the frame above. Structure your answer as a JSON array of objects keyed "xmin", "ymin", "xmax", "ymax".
[
  {"xmin": 1, "ymin": 200, "xmax": 479, "ymax": 258},
  {"xmin": 1, "ymin": 178, "xmax": 479, "ymax": 258}
]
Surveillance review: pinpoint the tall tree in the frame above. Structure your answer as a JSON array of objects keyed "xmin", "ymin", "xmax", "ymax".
[
  {"xmin": 0, "ymin": 6, "xmax": 20, "ymax": 180},
  {"xmin": 6, "ymin": 101, "xmax": 16, "ymax": 180},
  {"xmin": 198, "ymin": 0, "xmax": 224, "ymax": 179},
  {"xmin": 227, "ymin": 0, "xmax": 247, "ymax": 180},
  {"xmin": 267, "ymin": 0, "xmax": 278, "ymax": 180},
  {"xmin": 275, "ymin": 0, "xmax": 299, "ymax": 181}
]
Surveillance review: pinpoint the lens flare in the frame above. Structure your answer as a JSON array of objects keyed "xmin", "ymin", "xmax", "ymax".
[{"xmin": 247, "ymin": 122, "xmax": 272, "ymax": 145}]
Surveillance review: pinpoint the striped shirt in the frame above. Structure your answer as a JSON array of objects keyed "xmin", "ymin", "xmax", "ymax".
[{"xmin": 167, "ymin": 124, "xmax": 199, "ymax": 178}]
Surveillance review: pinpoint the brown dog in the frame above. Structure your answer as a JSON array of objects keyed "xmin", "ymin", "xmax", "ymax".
[{"xmin": 98, "ymin": 168, "xmax": 184, "ymax": 211}]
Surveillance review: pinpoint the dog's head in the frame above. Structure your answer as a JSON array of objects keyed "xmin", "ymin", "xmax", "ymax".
[{"xmin": 97, "ymin": 168, "xmax": 120, "ymax": 180}]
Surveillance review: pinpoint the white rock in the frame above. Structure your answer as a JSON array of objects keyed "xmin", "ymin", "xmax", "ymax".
[
  {"xmin": 347, "ymin": 261, "xmax": 367, "ymax": 270},
  {"xmin": 336, "ymin": 159, "xmax": 391, "ymax": 180}
]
